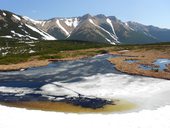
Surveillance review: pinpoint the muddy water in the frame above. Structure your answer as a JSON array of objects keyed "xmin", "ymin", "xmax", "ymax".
[{"xmin": 0, "ymin": 99, "xmax": 136, "ymax": 113}]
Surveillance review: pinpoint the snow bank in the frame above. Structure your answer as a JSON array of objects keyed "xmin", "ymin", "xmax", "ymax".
[
  {"xmin": 41, "ymin": 73, "xmax": 170, "ymax": 110},
  {"xmin": 41, "ymin": 83, "xmax": 78, "ymax": 97},
  {"xmin": 0, "ymin": 104, "xmax": 170, "ymax": 128},
  {"xmin": 0, "ymin": 86, "xmax": 33, "ymax": 95}
]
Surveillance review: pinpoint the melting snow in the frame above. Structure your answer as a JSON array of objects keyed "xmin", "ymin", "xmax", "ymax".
[
  {"xmin": 2, "ymin": 52, "xmax": 8, "ymax": 56},
  {"xmin": 0, "ymin": 36, "xmax": 12, "ymax": 38},
  {"xmin": 56, "ymin": 20, "xmax": 70, "ymax": 36},
  {"xmin": 41, "ymin": 21, "xmax": 46, "ymax": 26},
  {"xmin": 10, "ymin": 30, "xmax": 38, "ymax": 40},
  {"xmin": 12, "ymin": 14, "xmax": 21, "ymax": 21},
  {"xmin": 106, "ymin": 18, "xmax": 118, "ymax": 38},
  {"xmin": 41, "ymin": 83, "xmax": 78, "ymax": 97},
  {"xmin": 25, "ymin": 24, "xmax": 56, "ymax": 40},
  {"xmin": 125, "ymin": 22, "xmax": 134, "ymax": 31},
  {"xmin": 29, "ymin": 50, "xmax": 36, "ymax": 53},
  {"xmin": 2, "ymin": 12, "xmax": 6, "ymax": 16},
  {"xmin": 105, "ymin": 38, "xmax": 115, "ymax": 45},
  {"xmin": 65, "ymin": 19, "xmax": 73, "ymax": 27},
  {"xmin": 26, "ymin": 35, "xmax": 38, "ymax": 40},
  {"xmin": 64, "ymin": 18, "xmax": 79, "ymax": 28},
  {"xmin": 89, "ymin": 19, "xmax": 117, "ymax": 43},
  {"xmin": 73, "ymin": 18, "xmax": 79, "ymax": 27},
  {"xmin": 11, "ymin": 30, "xmax": 24, "ymax": 37},
  {"xmin": 0, "ymin": 86, "xmax": 33, "ymax": 95},
  {"xmin": 23, "ymin": 16, "xmax": 43, "ymax": 24}
]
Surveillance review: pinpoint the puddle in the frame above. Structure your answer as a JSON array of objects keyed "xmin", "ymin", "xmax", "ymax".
[
  {"xmin": 0, "ymin": 99, "xmax": 136, "ymax": 113},
  {"xmin": 139, "ymin": 59, "xmax": 170, "ymax": 71},
  {"xmin": 124, "ymin": 59, "xmax": 139, "ymax": 64},
  {"xmin": 154, "ymin": 59, "xmax": 170, "ymax": 71},
  {"xmin": 139, "ymin": 64, "xmax": 159, "ymax": 71}
]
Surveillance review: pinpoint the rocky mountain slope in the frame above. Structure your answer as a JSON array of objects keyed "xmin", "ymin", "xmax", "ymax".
[
  {"xmin": 0, "ymin": 10, "xmax": 56, "ymax": 40},
  {"xmin": 1, "ymin": 9, "xmax": 170, "ymax": 44}
]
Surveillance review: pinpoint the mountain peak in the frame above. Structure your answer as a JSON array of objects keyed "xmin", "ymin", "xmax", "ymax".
[
  {"xmin": 81, "ymin": 13, "xmax": 92, "ymax": 19},
  {"xmin": 95, "ymin": 14, "xmax": 106, "ymax": 19},
  {"xmin": 1, "ymin": 10, "xmax": 170, "ymax": 44}
]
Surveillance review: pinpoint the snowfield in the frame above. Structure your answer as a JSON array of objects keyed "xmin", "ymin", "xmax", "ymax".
[
  {"xmin": 1, "ymin": 73, "xmax": 170, "ymax": 128},
  {"xmin": 0, "ymin": 104, "xmax": 170, "ymax": 128}
]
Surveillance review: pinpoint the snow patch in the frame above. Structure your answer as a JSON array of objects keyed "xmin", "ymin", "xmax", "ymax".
[
  {"xmin": 29, "ymin": 50, "xmax": 36, "ymax": 53},
  {"xmin": 25, "ymin": 24, "xmax": 56, "ymax": 40},
  {"xmin": 89, "ymin": 19, "xmax": 118, "ymax": 43},
  {"xmin": 11, "ymin": 30, "xmax": 24, "ymax": 37},
  {"xmin": 26, "ymin": 35, "xmax": 38, "ymax": 40},
  {"xmin": 2, "ymin": 12, "xmax": 6, "ymax": 16},
  {"xmin": 106, "ymin": 18, "xmax": 118, "ymax": 38},
  {"xmin": 41, "ymin": 21, "xmax": 46, "ymax": 26},
  {"xmin": 22, "ymin": 16, "xmax": 43, "ymax": 24},
  {"xmin": 65, "ymin": 19, "xmax": 73, "ymax": 27},
  {"xmin": 41, "ymin": 83, "xmax": 78, "ymax": 97},
  {"xmin": 105, "ymin": 38, "xmax": 115, "ymax": 45},
  {"xmin": 1, "ymin": 104, "xmax": 170, "ymax": 128},
  {"xmin": 0, "ymin": 36, "xmax": 12, "ymax": 38},
  {"xmin": 64, "ymin": 18, "xmax": 79, "ymax": 28},
  {"xmin": 125, "ymin": 22, "xmax": 134, "ymax": 31},
  {"xmin": 2, "ymin": 52, "xmax": 8, "ymax": 56},
  {"xmin": 0, "ymin": 86, "xmax": 33, "ymax": 95},
  {"xmin": 12, "ymin": 14, "xmax": 21, "ymax": 21},
  {"xmin": 10, "ymin": 30, "xmax": 38, "ymax": 40},
  {"xmin": 73, "ymin": 18, "xmax": 79, "ymax": 27},
  {"xmin": 56, "ymin": 20, "xmax": 70, "ymax": 36}
]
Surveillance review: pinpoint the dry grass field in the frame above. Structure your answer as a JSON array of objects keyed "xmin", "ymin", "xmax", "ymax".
[{"xmin": 109, "ymin": 46, "xmax": 170, "ymax": 80}]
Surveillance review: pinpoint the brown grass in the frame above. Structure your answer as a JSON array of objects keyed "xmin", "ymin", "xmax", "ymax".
[
  {"xmin": 0, "ymin": 60, "xmax": 49, "ymax": 71},
  {"xmin": 0, "ymin": 47, "xmax": 108, "ymax": 71},
  {"xmin": 109, "ymin": 49, "xmax": 170, "ymax": 80}
]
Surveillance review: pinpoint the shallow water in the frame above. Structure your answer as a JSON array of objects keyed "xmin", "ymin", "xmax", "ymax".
[
  {"xmin": 124, "ymin": 59, "xmax": 139, "ymax": 64},
  {"xmin": 154, "ymin": 59, "xmax": 170, "ymax": 71},
  {"xmin": 0, "ymin": 99, "xmax": 136, "ymax": 113},
  {"xmin": 0, "ymin": 54, "xmax": 170, "ymax": 113},
  {"xmin": 139, "ymin": 58, "xmax": 170, "ymax": 71},
  {"xmin": 0, "ymin": 54, "xmax": 121, "ymax": 110}
]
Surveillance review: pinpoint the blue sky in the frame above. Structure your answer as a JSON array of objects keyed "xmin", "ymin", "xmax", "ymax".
[{"xmin": 0, "ymin": 0, "xmax": 170, "ymax": 28}]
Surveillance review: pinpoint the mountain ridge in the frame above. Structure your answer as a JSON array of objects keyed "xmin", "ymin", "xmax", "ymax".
[{"xmin": 0, "ymin": 10, "xmax": 170, "ymax": 44}]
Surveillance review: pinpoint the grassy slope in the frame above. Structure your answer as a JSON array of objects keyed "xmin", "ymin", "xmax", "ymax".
[
  {"xmin": 0, "ymin": 40, "xmax": 112, "ymax": 64},
  {"xmin": 0, "ymin": 38, "xmax": 170, "ymax": 65}
]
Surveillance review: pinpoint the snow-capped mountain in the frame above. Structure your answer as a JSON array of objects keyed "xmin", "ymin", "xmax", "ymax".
[
  {"xmin": 1, "ymin": 9, "xmax": 170, "ymax": 44},
  {"xmin": 0, "ymin": 10, "xmax": 56, "ymax": 40}
]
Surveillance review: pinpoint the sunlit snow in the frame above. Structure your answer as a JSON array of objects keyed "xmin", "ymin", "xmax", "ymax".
[{"xmin": 12, "ymin": 14, "xmax": 21, "ymax": 21}]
